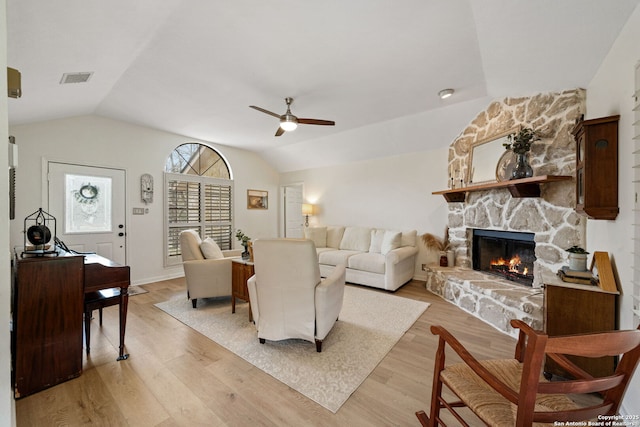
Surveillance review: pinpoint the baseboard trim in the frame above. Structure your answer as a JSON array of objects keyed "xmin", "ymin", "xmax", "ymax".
[
  {"xmin": 413, "ymin": 272, "xmax": 427, "ymax": 282},
  {"xmin": 132, "ymin": 270, "xmax": 184, "ymax": 286}
]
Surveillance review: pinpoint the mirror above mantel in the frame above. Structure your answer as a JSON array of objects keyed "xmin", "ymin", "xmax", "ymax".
[{"xmin": 468, "ymin": 126, "xmax": 519, "ymax": 184}]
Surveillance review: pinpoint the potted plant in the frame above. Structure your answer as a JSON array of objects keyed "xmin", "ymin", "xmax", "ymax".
[
  {"xmin": 503, "ymin": 127, "xmax": 540, "ymax": 179},
  {"xmin": 236, "ymin": 229, "xmax": 251, "ymax": 260},
  {"xmin": 566, "ymin": 245, "xmax": 589, "ymax": 271}
]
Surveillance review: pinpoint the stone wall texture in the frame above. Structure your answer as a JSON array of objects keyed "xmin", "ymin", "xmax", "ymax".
[{"xmin": 447, "ymin": 89, "xmax": 587, "ymax": 288}]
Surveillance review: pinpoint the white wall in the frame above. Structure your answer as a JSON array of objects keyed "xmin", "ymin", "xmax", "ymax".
[
  {"xmin": 585, "ymin": 3, "xmax": 640, "ymax": 415},
  {"xmin": 1, "ymin": 0, "xmax": 16, "ymax": 424},
  {"xmin": 9, "ymin": 115, "xmax": 280, "ymax": 284},
  {"xmin": 280, "ymin": 146, "xmax": 450, "ymax": 278}
]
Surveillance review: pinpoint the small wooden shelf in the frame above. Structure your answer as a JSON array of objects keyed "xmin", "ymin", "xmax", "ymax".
[{"xmin": 433, "ymin": 175, "xmax": 573, "ymax": 202}]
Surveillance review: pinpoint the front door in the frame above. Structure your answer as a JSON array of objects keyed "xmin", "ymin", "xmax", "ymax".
[{"xmin": 48, "ymin": 162, "xmax": 127, "ymax": 264}]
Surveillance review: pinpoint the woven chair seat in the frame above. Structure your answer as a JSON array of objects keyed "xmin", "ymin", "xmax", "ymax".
[
  {"xmin": 441, "ymin": 359, "xmax": 579, "ymax": 426},
  {"xmin": 417, "ymin": 321, "xmax": 640, "ymax": 427}
]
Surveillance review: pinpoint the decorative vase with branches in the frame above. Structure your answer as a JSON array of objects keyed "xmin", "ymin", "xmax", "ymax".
[
  {"xmin": 503, "ymin": 127, "xmax": 540, "ymax": 179},
  {"xmin": 422, "ymin": 228, "xmax": 453, "ymax": 267}
]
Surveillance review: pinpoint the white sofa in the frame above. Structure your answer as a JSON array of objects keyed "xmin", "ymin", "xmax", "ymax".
[{"xmin": 304, "ymin": 226, "xmax": 418, "ymax": 291}]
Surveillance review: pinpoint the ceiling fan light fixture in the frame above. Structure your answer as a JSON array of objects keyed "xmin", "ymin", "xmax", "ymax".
[
  {"xmin": 280, "ymin": 116, "xmax": 298, "ymax": 131},
  {"xmin": 250, "ymin": 97, "xmax": 334, "ymax": 136},
  {"xmin": 438, "ymin": 88, "xmax": 454, "ymax": 99}
]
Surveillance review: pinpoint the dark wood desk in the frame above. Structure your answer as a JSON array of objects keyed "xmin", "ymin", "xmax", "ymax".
[{"xmin": 84, "ymin": 254, "xmax": 131, "ymax": 361}]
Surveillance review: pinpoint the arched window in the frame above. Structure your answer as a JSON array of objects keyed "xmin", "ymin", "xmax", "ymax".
[
  {"xmin": 164, "ymin": 143, "xmax": 233, "ymax": 266},
  {"xmin": 165, "ymin": 143, "xmax": 230, "ymax": 178}
]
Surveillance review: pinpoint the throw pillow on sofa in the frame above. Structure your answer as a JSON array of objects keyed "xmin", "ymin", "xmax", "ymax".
[
  {"xmin": 304, "ymin": 226, "xmax": 327, "ymax": 248},
  {"xmin": 381, "ymin": 231, "xmax": 402, "ymax": 254},
  {"xmin": 200, "ymin": 237, "xmax": 224, "ymax": 259},
  {"xmin": 369, "ymin": 229, "xmax": 385, "ymax": 253},
  {"xmin": 339, "ymin": 227, "xmax": 372, "ymax": 252},
  {"xmin": 326, "ymin": 226, "xmax": 345, "ymax": 249}
]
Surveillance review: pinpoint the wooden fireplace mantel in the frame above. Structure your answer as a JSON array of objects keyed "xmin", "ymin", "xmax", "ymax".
[{"xmin": 433, "ymin": 175, "xmax": 573, "ymax": 202}]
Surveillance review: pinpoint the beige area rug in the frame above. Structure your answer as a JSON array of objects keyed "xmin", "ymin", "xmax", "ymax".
[{"xmin": 155, "ymin": 286, "xmax": 429, "ymax": 413}]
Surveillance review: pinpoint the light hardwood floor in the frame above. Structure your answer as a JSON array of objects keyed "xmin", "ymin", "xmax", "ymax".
[{"xmin": 16, "ymin": 279, "xmax": 517, "ymax": 426}]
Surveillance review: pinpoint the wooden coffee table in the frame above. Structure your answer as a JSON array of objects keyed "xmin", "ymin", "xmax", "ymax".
[{"xmin": 231, "ymin": 258, "xmax": 254, "ymax": 321}]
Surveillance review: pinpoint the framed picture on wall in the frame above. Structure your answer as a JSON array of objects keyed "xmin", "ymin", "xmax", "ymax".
[{"xmin": 247, "ymin": 189, "xmax": 268, "ymax": 209}]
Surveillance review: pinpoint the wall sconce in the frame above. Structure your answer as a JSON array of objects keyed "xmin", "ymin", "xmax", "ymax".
[{"xmin": 302, "ymin": 203, "xmax": 315, "ymax": 227}]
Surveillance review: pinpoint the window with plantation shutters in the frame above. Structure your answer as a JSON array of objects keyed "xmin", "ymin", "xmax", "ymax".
[
  {"xmin": 164, "ymin": 144, "xmax": 233, "ymax": 266},
  {"xmin": 633, "ymin": 61, "xmax": 640, "ymax": 324}
]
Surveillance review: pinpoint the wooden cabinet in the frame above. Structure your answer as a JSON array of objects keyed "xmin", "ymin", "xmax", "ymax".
[
  {"xmin": 12, "ymin": 251, "xmax": 84, "ymax": 398},
  {"xmin": 543, "ymin": 280, "xmax": 618, "ymax": 378},
  {"xmin": 232, "ymin": 259, "xmax": 254, "ymax": 321},
  {"xmin": 572, "ymin": 115, "xmax": 619, "ymax": 219}
]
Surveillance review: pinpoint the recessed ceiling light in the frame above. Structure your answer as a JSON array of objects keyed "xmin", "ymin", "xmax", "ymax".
[
  {"xmin": 60, "ymin": 72, "xmax": 93, "ymax": 84},
  {"xmin": 438, "ymin": 88, "xmax": 454, "ymax": 99}
]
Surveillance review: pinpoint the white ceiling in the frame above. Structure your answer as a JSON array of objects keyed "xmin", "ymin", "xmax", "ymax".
[{"xmin": 7, "ymin": 0, "xmax": 640, "ymax": 171}]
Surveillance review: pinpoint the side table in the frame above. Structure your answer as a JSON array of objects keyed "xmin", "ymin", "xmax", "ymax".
[{"xmin": 231, "ymin": 258, "xmax": 254, "ymax": 321}]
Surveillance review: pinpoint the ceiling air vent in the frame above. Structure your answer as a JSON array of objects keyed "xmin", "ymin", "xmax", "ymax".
[{"xmin": 60, "ymin": 72, "xmax": 93, "ymax": 84}]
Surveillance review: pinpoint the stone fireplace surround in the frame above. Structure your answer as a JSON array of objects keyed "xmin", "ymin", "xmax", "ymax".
[{"xmin": 426, "ymin": 89, "xmax": 588, "ymax": 337}]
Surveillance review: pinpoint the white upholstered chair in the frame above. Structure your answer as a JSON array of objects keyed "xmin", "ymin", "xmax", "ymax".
[
  {"xmin": 247, "ymin": 238, "xmax": 346, "ymax": 352},
  {"xmin": 179, "ymin": 229, "xmax": 242, "ymax": 308}
]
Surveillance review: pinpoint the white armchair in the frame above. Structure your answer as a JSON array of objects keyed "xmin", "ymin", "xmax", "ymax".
[
  {"xmin": 179, "ymin": 230, "xmax": 242, "ymax": 308},
  {"xmin": 247, "ymin": 238, "xmax": 346, "ymax": 352}
]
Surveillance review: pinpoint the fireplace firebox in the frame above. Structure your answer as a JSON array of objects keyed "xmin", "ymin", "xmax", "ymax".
[{"xmin": 472, "ymin": 229, "xmax": 535, "ymax": 286}]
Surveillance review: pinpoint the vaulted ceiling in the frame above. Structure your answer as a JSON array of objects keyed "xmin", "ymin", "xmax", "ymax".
[{"xmin": 7, "ymin": 1, "xmax": 639, "ymax": 171}]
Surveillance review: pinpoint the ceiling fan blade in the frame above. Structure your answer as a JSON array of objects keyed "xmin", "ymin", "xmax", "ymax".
[
  {"xmin": 250, "ymin": 105, "xmax": 281, "ymax": 119},
  {"xmin": 298, "ymin": 118, "xmax": 335, "ymax": 126},
  {"xmin": 275, "ymin": 126, "xmax": 285, "ymax": 137}
]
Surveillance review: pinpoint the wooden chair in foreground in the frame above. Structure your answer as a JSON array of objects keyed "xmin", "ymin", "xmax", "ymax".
[{"xmin": 416, "ymin": 319, "xmax": 640, "ymax": 427}]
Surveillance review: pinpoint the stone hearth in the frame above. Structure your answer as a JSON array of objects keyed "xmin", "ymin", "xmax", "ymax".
[{"xmin": 425, "ymin": 266, "xmax": 543, "ymax": 338}]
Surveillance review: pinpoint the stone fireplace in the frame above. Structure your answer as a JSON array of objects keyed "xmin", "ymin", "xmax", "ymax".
[
  {"xmin": 447, "ymin": 89, "xmax": 587, "ymax": 288},
  {"xmin": 425, "ymin": 89, "xmax": 588, "ymax": 336}
]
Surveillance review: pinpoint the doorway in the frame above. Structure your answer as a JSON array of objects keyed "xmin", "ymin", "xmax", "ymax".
[
  {"xmin": 47, "ymin": 162, "xmax": 127, "ymax": 264},
  {"xmin": 281, "ymin": 184, "xmax": 304, "ymax": 238}
]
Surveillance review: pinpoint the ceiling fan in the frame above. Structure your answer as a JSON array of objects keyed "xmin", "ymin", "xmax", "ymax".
[{"xmin": 250, "ymin": 97, "xmax": 335, "ymax": 137}]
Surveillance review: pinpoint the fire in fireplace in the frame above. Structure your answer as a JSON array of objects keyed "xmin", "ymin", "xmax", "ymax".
[{"xmin": 472, "ymin": 229, "xmax": 535, "ymax": 286}]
